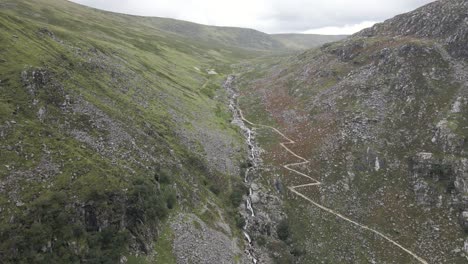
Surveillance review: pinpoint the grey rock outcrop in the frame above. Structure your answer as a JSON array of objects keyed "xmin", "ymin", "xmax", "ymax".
[
  {"xmin": 359, "ymin": 0, "xmax": 468, "ymax": 59},
  {"xmin": 171, "ymin": 213, "xmax": 248, "ymax": 264}
]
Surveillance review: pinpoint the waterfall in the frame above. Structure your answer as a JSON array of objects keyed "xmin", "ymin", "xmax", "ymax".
[{"xmin": 224, "ymin": 75, "xmax": 259, "ymax": 264}]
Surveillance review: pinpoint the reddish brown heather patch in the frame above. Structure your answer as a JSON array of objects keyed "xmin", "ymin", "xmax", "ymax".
[{"xmin": 241, "ymin": 63, "xmax": 344, "ymax": 201}]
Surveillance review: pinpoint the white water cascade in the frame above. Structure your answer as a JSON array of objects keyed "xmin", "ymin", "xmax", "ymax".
[{"xmin": 224, "ymin": 75, "xmax": 259, "ymax": 264}]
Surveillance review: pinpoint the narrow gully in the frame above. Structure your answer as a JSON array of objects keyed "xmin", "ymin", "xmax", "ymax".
[{"xmin": 224, "ymin": 75, "xmax": 259, "ymax": 264}]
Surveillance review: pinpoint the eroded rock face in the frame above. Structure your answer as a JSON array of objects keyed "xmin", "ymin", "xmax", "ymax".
[
  {"xmin": 454, "ymin": 159, "xmax": 468, "ymax": 195},
  {"xmin": 408, "ymin": 113, "xmax": 468, "ymax": 222},
  {"xmin": 433, "ymin": 119, "xmax": 466, "ymax": 153},
  {"xmin": 459, "ymin": 211, "xmax": 468, "ymax": 231}
]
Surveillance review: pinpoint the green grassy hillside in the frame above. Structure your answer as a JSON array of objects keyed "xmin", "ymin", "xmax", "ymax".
[{"xmin": 0, "ymin": 0, "xmax": 258, "ymax": 262}]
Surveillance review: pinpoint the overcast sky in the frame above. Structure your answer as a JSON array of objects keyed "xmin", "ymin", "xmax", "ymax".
[{"xmin": 69, "ymin": 0, "xmax": 435, "ymax": 35}]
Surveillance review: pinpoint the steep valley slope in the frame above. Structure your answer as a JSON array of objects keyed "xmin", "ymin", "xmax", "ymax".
[
  {"xmin": 0, "ymin": 0, "xmax": 263, "ymax": 263},
  {"xmin": 1, "ymin": 0, "xmax": 467, "ymax": 263},
  {"xmin": 235, "ymin": 0, "xmax": 468, "ymax": 263}
]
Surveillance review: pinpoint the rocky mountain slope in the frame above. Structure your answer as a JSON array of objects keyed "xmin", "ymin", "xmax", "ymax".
[{"xmin": 236, "ymin": 0, "xmax": 468, "ymax": 263}]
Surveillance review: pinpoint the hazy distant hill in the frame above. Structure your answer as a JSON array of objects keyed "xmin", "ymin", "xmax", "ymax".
[
  {"xmin": 69, "ymin": 1, "xmax": 346, "ymax": 52},
  {"xmin": 146, "ymin": 18, "xmax": 348, "ymax": 51},
  {"xmin": 272, "ymin": 33, "xmax": 347, "ymax": 50}
]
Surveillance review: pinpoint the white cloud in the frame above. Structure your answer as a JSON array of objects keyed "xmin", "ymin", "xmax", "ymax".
[
  {"xmin": 69, "ymin": 0, "xmax": 435, "ymax": 34},
  {"xmin": 303, "ymin": 21, "xmax": 378, "ymax": 35}
]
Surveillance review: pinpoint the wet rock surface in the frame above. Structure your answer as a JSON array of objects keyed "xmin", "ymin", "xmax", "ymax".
[{"xmin": 225, "ymin": 76, "xmax": 288, "ymax": 263}]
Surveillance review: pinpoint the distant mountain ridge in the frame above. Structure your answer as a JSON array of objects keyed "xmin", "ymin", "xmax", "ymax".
[
  {"xmin": 271, "ymin": 33, "xmax": 347, "ymax": 50},
  {"xmin": 69, "ymin": 0, "xmax": 348, "ymax": 52}
]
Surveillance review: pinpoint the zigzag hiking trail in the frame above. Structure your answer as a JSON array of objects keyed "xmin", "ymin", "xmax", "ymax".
[{"xmin": 229, "ymin": 75, "xmax": 429, "ymax": 264}]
